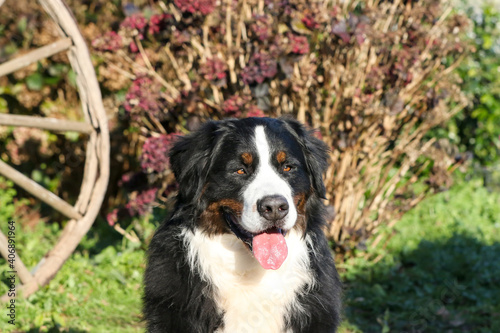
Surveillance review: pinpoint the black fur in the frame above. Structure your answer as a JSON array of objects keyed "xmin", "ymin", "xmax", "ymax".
[
  {"xmin": 287, "ymin": 202, "xmax": 343, "ymax": 332},
  {"xmin": 144, "ymin": 117, "xmax": 342, "ymax": 332},
  {"xmin": 143, "ymin": 221, "xmax": 222, "ymax": 332}
]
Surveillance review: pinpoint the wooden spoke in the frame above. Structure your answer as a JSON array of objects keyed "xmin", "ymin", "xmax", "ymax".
[
  {"xmin": 0, "ymin": 113, "xmax": 93, "ymax": 133},
  {"xmin": 0, "ymin": 38, "xmax": 72, "ymax": 77},
  {"xmin": 0, "ymin": 231, "xmax": 33, "ymax": 285},
  {"xmin": 0, "ymin": 160, "xmax": 82, "ymax": 220},
  {"xmin": 74, "ymin": 132, "xmax": 97, "ymax": 213}
]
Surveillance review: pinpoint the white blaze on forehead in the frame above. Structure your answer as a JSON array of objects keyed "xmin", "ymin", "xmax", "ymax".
[{"xmin": 240, "ymin": 126, "xmax": 297, "ymax": 233}]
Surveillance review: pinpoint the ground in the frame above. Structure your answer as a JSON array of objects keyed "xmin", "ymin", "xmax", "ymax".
[{"xmin": 0, "ymin": 178, "xmax": 498, "ymax": 332}]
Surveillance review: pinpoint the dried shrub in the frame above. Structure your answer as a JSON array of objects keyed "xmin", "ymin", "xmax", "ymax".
[{"xmin": 92, "ymin": 0, "xmax": 470, "ymax": 252}]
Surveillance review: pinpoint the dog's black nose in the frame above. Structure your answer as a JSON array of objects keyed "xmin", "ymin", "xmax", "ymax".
[{"xmin": 257, "ymin": 195, "xmax": 289, "ymax": 221}]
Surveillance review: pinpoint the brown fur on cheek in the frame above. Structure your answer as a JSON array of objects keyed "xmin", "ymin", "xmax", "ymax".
[
  {"xmin": 241, "ymin": 153, "xmax": 253, "ymax": 165},
  {"xmin": 276, "ymin": 151, "xmax": 286, "ymax": 164},
  {"xmin": 198, "ymin": 199, "xmax": 244, "ymax": 236},
  {"xmin": 292, "ymin": 193, "xmax": 308, "ymax": 235}
]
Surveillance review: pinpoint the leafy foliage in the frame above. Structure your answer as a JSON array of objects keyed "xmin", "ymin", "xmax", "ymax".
[
  {"xmin": 0, "ymin": 177, "xmax": 18, "ymax": 223},
  {"xmin": 445, "ymin": 3, "xmax": 500, "ymax": 165}
]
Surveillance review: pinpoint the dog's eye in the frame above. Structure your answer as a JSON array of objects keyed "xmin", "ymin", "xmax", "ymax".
[
  {"xmin": 236, "ymin": 168, "xmax": 246, "ymax": 175},
  {"xmin": 283, "ymin": 165, "xmax": 292, "ymax": 172}
]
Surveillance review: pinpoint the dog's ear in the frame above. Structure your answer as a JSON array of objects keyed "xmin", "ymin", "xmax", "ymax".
[
  {"xmin": 169, "ymin": 121, "xmax": 221, "ymax": 203},
  {"xmin": 281, "ymin": 118, "xmax": 329, "ymax": 199}
]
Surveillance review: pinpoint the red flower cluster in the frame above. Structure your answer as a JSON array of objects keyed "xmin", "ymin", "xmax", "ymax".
[
  {"xmin": 126, "ymin": 188, "xmax": 158, "ymax": 216},
  {"xmin": 106, "ymin": 208, "xmax": 119, "ymax": 226},
  {"xmin": 140, "ymin": 134, "xmax": 177, "ymax": 173},
  {"xmin": 200, "ymin": 57, "xmax": 228, "ymax": 82},
  {"xmin": 222, "ymin": 95, "xmax": 248, "ymax": 117},
  {"xmin": 222, "ymin": 95, "xmax": 265, "ymax": 118},
  {"xmin": 302, "ymin": 14, "xmax": 320, "ymax": 30},
  {"xmin": 148, "ymin": 14, "xmax": 173, "ymax": 35},
  {"xmin": 241, "ymin": 52, "xmax": 278, "ymax": 85},
  {"xmin": 174, "ymin": 0, "xmax": 216, "ymax": 15},
  {"xmin": 120, "ymin": 14, "xmax": 148, "ymax": 39},
  {"xmin": 92, "ymin": 31, "xmax": 122, "ymax": 52},
  {"xmin": 251, "ymin": 15, "xmax": 273, "ymax": 41},
  {"xmin": 288, "ymin": 33, "xmax": 309, "ymax": 54},
  {"xmin": 123, "ymin": 76, "xmax": 164, "ymax": 119},
  {"xmin": 246, "ymin": 105, "xmax": 265, "ymax": 118}
]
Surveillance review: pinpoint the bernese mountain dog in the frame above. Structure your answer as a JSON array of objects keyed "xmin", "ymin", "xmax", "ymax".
[{"xmin": 144, "ymin": 117, "xmax": 342, "ymax": 332}]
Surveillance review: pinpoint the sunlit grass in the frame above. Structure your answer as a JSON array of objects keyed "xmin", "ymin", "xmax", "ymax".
[{"xmin": 1, "ymin": 178, "xmax": 498, "ymax": 332}]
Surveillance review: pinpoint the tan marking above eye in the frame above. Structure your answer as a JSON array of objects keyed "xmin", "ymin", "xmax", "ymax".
[
  {"xmin": 241, "ymin": 153, "xmax": 253, "ymax": 165},
  {"xmin": 277, "ymin": 151, "xmax": 286, "ymax": 164}
]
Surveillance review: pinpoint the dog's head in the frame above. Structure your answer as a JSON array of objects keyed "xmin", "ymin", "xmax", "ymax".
[{"xmin": 169, "ymin": 117, "xmax": 328, "ymax": 269}]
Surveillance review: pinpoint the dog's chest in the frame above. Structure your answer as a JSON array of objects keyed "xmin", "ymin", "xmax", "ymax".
[{"xmin": 185, "ymin": 229, "xmax": 313, "ymax": 333}]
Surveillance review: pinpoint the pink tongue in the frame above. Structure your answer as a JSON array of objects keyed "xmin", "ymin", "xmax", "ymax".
[{"xmin": 252, "ymin": 230, "xmax": 288, "ymax": 270}]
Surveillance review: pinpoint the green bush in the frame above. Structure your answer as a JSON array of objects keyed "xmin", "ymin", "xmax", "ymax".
[
  {"xmin": 0, "ymin": 177, "xmax": 17, "ymax": 223},
  {"xmin": 448, "ymin": 3, "xmax": 500, "ymax": 166}
]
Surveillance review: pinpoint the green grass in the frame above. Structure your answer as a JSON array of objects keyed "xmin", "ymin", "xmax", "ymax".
[
  {"xmin": 0, "ymin": 219, "xmax": 148, "ymax": 332},
  {"xmin": 339, "ymin": 179, "xmax": 500, "ymax": 333},
  {"xmin": 0, "ymin": 176, "xmax": 155, "ymax": 332},
  {"xmin": 0, "ymin": 178, "xmax": 499, "ymax": 332}
]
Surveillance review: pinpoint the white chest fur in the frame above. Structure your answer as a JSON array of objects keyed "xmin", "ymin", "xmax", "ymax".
[{"xmin": 183, "ymin": 229, "xmax": 314, "ymax": 333}]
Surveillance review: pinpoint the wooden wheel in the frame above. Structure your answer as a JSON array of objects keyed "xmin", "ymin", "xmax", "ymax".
[{"xmin": 0, "ymin": 0, "xmax": 109, "ymax": 300}]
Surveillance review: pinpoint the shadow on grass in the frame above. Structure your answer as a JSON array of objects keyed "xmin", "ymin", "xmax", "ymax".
[{"xmin": 344, "ymin": 233, "xmax": 500, "ymax": 332}]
